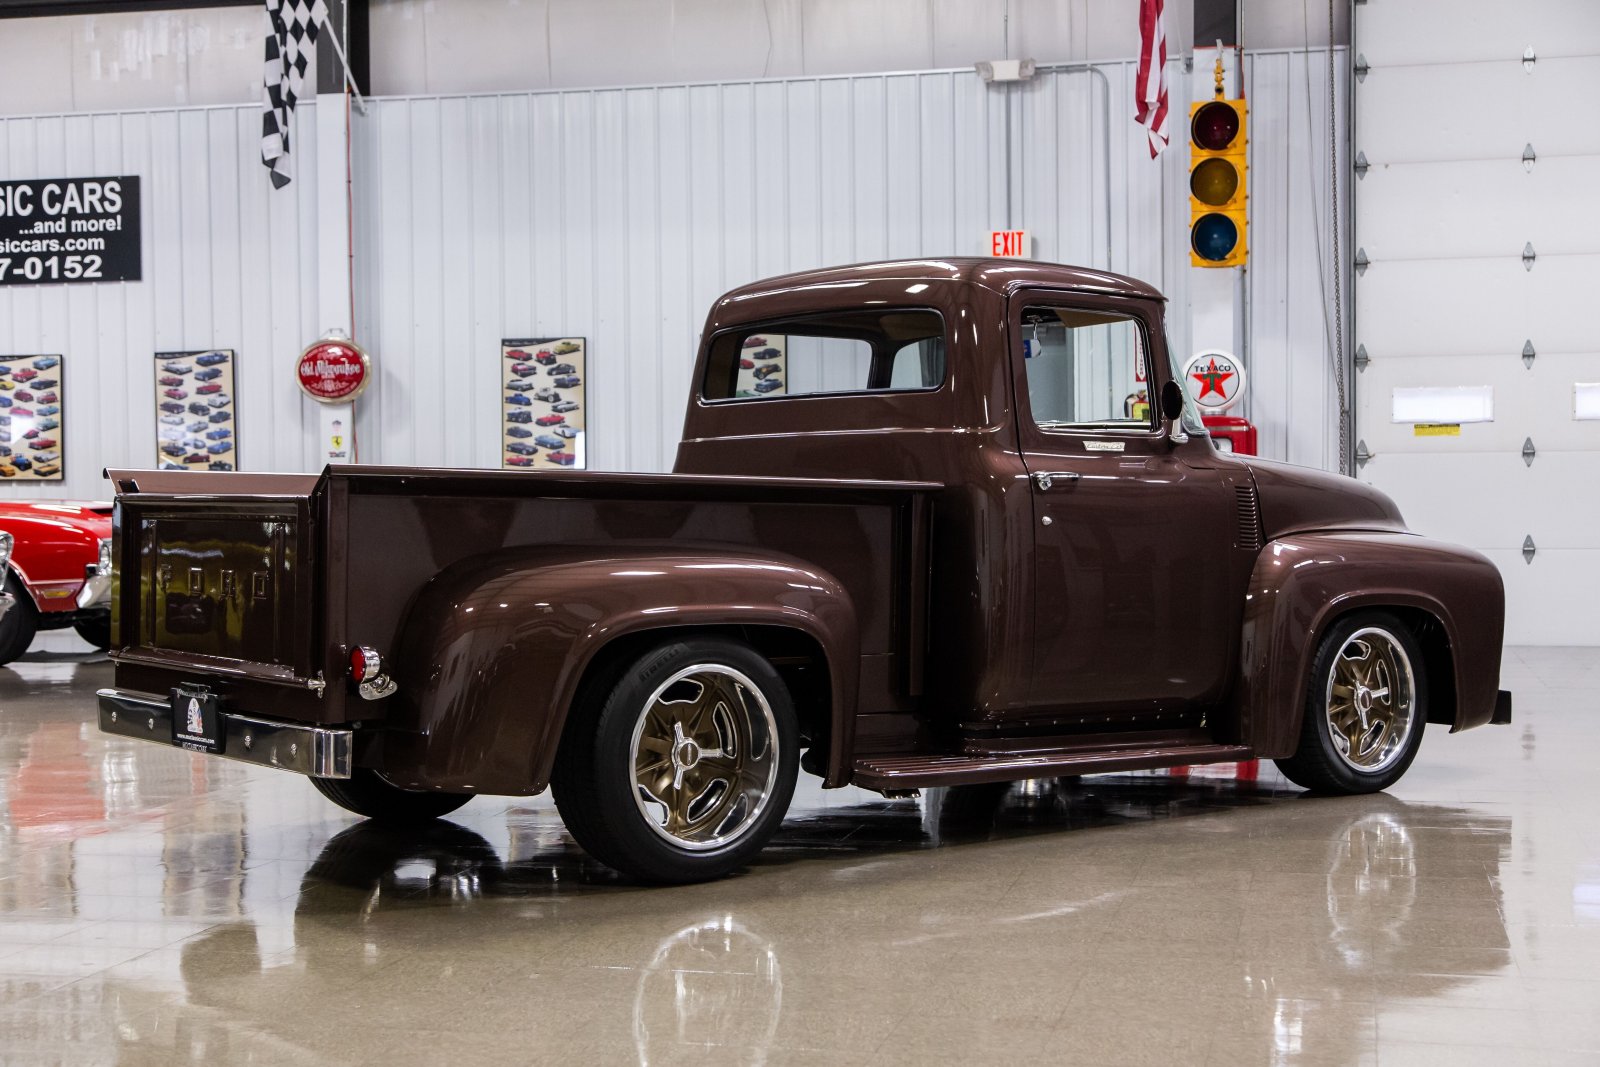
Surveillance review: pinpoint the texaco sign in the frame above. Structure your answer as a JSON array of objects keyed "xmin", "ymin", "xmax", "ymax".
[{"xmin": 1182, "ymin": 350, "xmax": 1246, "ymax": 413}]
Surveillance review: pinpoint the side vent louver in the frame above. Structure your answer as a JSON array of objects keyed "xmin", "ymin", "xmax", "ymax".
[{"xmin": 1235, "ymin": 485, "xmax": 1263, "ymax": 551}]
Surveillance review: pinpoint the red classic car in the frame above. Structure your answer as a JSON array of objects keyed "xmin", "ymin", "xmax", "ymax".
[
  {"xmin": 0, "ymin": 500, "xmax": 114, "ymax": 664},
  {"xmin": 534, "ymin": 414, "xmax": 565, "ymax": 427}
]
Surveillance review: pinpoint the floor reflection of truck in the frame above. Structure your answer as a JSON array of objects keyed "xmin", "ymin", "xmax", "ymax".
[{"xmin": 95, "ymin": 259, "xmax": 1510, "ymax": 887}]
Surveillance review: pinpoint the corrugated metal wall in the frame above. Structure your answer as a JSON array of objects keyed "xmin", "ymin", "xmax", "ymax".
[
  {"xmin": 350, "ymin": 70, "xmax": 1011, "ymax": 472},
  {"xmin": 354, "ymin": 49, "xmax": 1348, "ymax": 474},
  {"xmin": 0, "ymin": 103, "xmax": 323, "ymax": 499},
  {"xmin": 1, "ymin": 50, "xmax": 1347, "ymax": 498}
]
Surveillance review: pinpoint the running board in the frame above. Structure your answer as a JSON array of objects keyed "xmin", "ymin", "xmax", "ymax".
[{"xmin": 852, "ymin": 742, "xmax": 1254, "ymax": 790}]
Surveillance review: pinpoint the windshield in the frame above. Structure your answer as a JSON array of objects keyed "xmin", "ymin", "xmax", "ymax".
[{"xmin": 1164, "ymin": 327, "xmax": 1211, "ymax": 439}]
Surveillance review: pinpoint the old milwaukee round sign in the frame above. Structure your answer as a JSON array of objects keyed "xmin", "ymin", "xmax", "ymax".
[
  {"xmin": 296, "ymin": 336, "xmax": 372, "ymax": 403},
  {"xmin": 1182, "ymin": 350, "xmax": 1246, "ymax": 413}
]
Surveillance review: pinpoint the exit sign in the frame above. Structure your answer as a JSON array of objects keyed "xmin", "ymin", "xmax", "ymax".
[{"xmin": 990, "ymin": 230, "xmax": 1029, "ymax": 257}]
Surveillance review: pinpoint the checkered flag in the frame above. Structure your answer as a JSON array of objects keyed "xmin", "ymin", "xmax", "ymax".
[{"xmin": 260, "ymin": 0, "xmax": 327, "ymax": 189}]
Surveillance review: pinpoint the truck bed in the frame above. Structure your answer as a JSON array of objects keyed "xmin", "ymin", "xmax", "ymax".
[{"xmin": 104, "ymin": 465, "xmax": 938, "ymax": 727}]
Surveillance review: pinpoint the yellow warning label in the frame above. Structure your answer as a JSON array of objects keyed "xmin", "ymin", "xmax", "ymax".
[{"xmin": 1413, "ymin": 423, "xmax": 1462, "ymax": 437}]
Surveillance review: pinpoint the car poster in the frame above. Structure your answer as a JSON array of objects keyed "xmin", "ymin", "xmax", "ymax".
[
  {"xmin": 0, "ymin": 354, "xmax": 66, "ymax": 481},
  {"xmin": 155, "ymin": 350, "xmax": 237, "ymax": 472},
  {"xmin": 502, "ymin": 337, "xmax": 586, "ymax": 470},
  {"xmin": 735, "ymin": 334, "xmax": 786, "ymax": 396}
]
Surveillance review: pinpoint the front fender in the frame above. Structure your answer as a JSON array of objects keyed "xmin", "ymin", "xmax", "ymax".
[
  {"xmin": 1235, "ymin": 532, "xmax": 1505, "ymax": 758},
  {"xmin": 378, "ymin": 543, "xmax": 859, "ymax": 795}
]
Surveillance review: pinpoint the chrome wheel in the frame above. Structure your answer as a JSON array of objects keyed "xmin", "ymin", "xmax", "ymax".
[
  {"xmin": 629, "ymin": 664, "xmax": 781, "ymax": 852},
  {"xmin": 1324, "ymin": 626, "xmax": 1416, "ymax": 773}
]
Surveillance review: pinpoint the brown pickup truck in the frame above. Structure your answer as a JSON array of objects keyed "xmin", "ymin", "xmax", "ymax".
[{"xmin": 98, "ymin": 259, "xmax": 1511, "ymax": 883}]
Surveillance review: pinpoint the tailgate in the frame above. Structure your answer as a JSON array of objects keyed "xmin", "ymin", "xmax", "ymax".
[{"xmin": 107, "ymin": 470, "xmax": 327, "ymax": 703}]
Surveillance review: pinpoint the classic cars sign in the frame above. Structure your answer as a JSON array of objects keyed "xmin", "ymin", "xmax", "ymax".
[
  {"xmin": 0, "ymin": 177, "xmax": 141, "ymax": 285},
  {"xmin": 155, "ymin": 350, "xmax": 237, "ymax": 471},
  {"xmin": 0, "ymin": 354, "xmax": 66, "ymax": 481},
  {"xmin": 296, "ymin": 336, "xmax": 371, "ymax": 402},
  {"xmin": 502, "ymin": 337, "xmax": 586, "ymax": 470}
]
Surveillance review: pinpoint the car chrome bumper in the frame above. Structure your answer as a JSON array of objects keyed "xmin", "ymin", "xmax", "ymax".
[
  {"xmin": 96, "ymin": 688, "xmax": 353, "ymax": 778},
  {"xmin": 0, "ymin": 589, "xmax": 13, "ymax": 623},
  {"xmin": 76, "ymin": 573, "xmax": 111, "ymax": 610}
]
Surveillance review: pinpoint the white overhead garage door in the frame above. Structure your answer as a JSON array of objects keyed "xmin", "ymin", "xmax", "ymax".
[{"xmin": 1352, "ymin": 1, "xmax": 1600, "ymax": 645}]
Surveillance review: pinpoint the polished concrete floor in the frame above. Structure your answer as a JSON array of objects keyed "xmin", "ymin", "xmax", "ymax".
[{"xmin": 1, "ymin": 635, "xmax": 1597, "ymax": 1066}]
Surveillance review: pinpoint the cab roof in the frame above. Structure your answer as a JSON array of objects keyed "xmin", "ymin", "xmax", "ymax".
[{"xmin": 717, "ymin": 258, "xmax": 1165, "ymax": 305}]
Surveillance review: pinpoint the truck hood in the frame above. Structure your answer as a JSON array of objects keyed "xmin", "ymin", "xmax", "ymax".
[{"xmin": 1241, "ymin": 457, "xmax": 1407, "ymax": 539}]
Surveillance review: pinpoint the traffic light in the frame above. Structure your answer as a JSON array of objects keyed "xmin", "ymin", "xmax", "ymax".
[{"xmin": 1188, "ymin": 98, "xmax": 1248, "ymax": 267}]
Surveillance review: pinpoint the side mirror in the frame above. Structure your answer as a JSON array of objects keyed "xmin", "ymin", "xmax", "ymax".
[{"xmin": 1160, "ymin": 380, "xmax": 1189, "ymax": 444}]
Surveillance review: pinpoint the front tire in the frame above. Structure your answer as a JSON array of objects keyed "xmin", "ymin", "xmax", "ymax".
[
  {"xmin": 311, "ymin": 768, "xmax": 472, "ymax": 822},
  {"xmin": 1274, "ymin": 611, "xmax": 1427, "ymax": 795},
  {"xmin": 0, "ymin": 575, "xmax": 38, "ymax": 666},
  {"xmin": 552, "ymin": 637, "xmax": 799, "ymax": 883}
]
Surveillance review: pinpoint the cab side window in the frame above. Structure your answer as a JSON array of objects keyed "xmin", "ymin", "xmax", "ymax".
[{"xmin": 1020, "ymin": 306, "xmax": 1153, "ymax": 430}]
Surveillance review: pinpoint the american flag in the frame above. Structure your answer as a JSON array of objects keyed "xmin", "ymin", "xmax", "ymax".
[
  {"xmin": 1134, "ymin": 0, "xmax": 1169, "ymax": 158},
  {"xmin": 261, "ymin": 0, "xmax": 328, "ymax": 189}
]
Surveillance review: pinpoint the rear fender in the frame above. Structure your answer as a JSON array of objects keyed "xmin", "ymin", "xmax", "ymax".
[
  {"xmin": 1234, "ymin": 532, "xmax": 1505, "ymax": 758},
  {"xmin": 379, "ymin": 544, "xmax": 858, "ymax": 795}
]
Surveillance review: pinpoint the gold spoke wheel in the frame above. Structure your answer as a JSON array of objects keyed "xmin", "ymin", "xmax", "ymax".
[
  {"xmin": 629, "ymin": 664, "xmax": 780, "ymax": 851},
  {"xmin": 1323, "ymin": 627, "xmax": 1416, "ymax": 774}
]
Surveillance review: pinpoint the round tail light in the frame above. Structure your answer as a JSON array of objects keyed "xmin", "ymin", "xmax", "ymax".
[{"xmin": 351, "ymin": 646, "xmax": 381, "ymax": 682}]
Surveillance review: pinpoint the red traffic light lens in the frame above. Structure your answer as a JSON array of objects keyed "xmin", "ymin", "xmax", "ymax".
[
  {"xmin": 1192, "ymin": 101, "xmax": 1240, "ymax": 152},
  {"xmin": 1192, "ymin": 213, "xmax": 1239, "ymax": 262},
  {"xmin": 1190, "ymin": 158, "xmax": 1239, "ymax": 206}
]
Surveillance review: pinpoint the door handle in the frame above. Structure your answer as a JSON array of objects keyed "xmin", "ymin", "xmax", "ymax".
[{"xmin": 1031, "ymin": 471, "xmax": 1081, "ymax": 491}]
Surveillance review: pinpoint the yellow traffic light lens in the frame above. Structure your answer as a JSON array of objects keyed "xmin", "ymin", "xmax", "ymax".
[
  {"xmin": 1191, "ymin": 158, "xmax": 1239, "ymax": 206},
  {"xmin": 1192, "ymin": 101, "xmax": 1241, "ymax": 151},
  {"xmin": 1192, "ymin": 213, "xmax": 1239, "ymax": 262}
]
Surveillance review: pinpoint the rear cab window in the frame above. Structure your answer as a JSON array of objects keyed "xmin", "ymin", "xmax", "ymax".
[{"xmin": 702, "ymin": 309, "xmax": 947, "ymax": 401}]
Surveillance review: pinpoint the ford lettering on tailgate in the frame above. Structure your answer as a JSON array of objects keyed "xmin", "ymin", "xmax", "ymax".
[{"xmin": 139, "ymin": 514, "xmax": 299, "ymax": 667}]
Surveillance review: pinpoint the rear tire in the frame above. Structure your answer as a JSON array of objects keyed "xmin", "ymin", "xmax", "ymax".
[
  {"xmin": 311, "ymin": 768, "xmax": 472, "ymax": 822},
  {"xmin": 1273, "ymin": 610, "xmax": 1427, "ymax": 795},
  {"xmin": 0, "ymin": 575, "xmax": 38, "ymax": 666},
  {"xmin": 552, "ymin": 636, "xmax": 799, "ymax": 884},
  {"xmin": 73, "ymin": 614, "xmax": 111, "ymax": 651}
]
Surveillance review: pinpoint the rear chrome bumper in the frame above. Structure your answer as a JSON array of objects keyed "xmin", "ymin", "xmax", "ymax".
[{"xmin": 96, "ymin": 688, "xmax": 353, "ymax": 778}]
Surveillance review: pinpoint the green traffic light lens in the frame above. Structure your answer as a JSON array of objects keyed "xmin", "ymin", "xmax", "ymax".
[
  {"xmin": 1192, "ymin": 101, "xmax": 1240, "ymax": 152},
  {"xmin": 1191, "ymin": 158, "xmax": 1239, "ymax": 206},
  {"xmin": 1192, "ymin": 213, "xmax": 1239, "ymax": 262}
]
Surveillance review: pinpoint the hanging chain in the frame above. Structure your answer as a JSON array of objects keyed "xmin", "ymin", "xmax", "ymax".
[{"xmin": 1329, "ymin": 0, "xmax": 1350, "ymax": 474}]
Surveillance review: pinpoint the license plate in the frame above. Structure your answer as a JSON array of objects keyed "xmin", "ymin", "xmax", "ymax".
[{"xmin": 171, "ymin": 687, "xmax": 225, "ymax": 753}]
